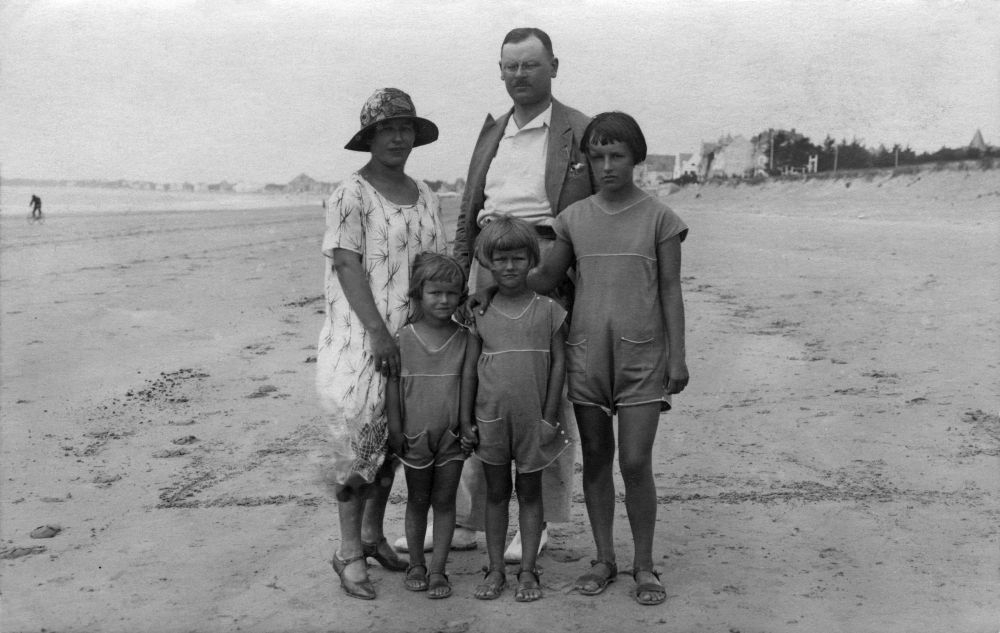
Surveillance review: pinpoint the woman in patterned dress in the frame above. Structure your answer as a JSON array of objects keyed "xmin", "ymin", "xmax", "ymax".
[{"xmin": 317, "ymin": 88, "xmax": 448, "ymax": 600}]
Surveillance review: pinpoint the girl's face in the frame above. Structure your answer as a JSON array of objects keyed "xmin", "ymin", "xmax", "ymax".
[
  {"xmin": 419, "ymin": 279, "xmax": 462, "ymax": 323},
  {"xmin": 587, "ymin": 140, "xmax": 635, "ymax": 195},
  {"xmin": 488, "ymin": 248, "xmax": 532, "ymax": 292},
  {"xmin": 369, "ymin": 119, "xmax": 416, "ymax": 168}
]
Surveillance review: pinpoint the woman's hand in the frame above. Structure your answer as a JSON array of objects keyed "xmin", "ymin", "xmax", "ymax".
[{"xmin": 368, "ymin": 327, "xmax": 400, "ymax": 377}]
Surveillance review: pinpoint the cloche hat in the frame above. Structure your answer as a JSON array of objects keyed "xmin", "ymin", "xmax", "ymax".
[{"xmin": 345, "ymin": 88, "xmax": 439, "ymax": 152}]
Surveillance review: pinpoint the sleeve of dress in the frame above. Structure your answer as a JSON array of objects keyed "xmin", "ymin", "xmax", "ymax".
[
  {"xmin": 656, "ymin": 203, "xmax": 690, "ymax": 244},
  {"xmin": 321, "ymin": 177, "xmax": 366, "ymax": 258},
  {"xmin": 549, "ymin": 298, "xmax": 567, "ymax": 335}
]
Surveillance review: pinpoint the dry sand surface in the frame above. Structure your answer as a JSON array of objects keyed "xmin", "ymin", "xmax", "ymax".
[{"xmin": 1, "ymin": 167, "xmax": 998, "ymax": 632}]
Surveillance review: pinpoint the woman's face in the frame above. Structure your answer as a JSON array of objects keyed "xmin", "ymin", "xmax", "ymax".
[{"xmin": 369, "ymin": 119, "xmax": 416, "ymax": 168}]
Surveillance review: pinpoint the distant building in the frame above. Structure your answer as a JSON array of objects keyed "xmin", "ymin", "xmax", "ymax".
[
  {"xmin": 635, "ymin": 154, "xmax": 676, "ymax": 186},
  {"xmin": 700, "ymin": 135, "xmax": 765, "ymax": 179},
  {"xmin": 970, "ymin": 129, "xmax": 988, "ymax": 152}
]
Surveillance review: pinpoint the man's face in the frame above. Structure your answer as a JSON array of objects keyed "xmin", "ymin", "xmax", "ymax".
[{"xmin": 499, "ymin": 36, "xmax": 558, "ymax": 108}]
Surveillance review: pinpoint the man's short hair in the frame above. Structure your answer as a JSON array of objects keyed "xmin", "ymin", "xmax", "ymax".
[
  {"xmin": 501, "ymin": 27, "xmax": 554, "ymax": 57},
  {"xmin": 580, "ymin": 111, "xmax": 648, "ymax": 164}
]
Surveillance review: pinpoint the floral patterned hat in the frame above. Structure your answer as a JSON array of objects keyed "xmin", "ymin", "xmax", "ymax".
[{"xmin": 345, "ymin": 88, "xmax": 439, "ymax": 152}]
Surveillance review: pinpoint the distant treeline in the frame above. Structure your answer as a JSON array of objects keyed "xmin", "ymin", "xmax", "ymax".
[{"xmin": 756, "ymin": 129, "xmax": 996, "ymax": 173}]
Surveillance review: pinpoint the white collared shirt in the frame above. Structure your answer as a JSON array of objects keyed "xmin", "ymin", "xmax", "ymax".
[{"xmin": 478, "ymin": 104, "xmax": 553, "ymax": 228}]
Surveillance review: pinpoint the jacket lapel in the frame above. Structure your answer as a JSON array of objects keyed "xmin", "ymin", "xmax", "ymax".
[{"xmin": 545, "ymin": 99, "xmax": 574, "ymax": 214}]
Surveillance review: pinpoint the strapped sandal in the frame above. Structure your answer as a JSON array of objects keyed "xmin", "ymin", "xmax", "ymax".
[
  {"xmin": 331, "ymin": 551, "xmax": 375, "ymax": 600},
  {"xmin": 632, "ymin": 568, "xmax": 666, "ymax": 606},
  {"xmin": 574, "ymin": 559, "xmax": 618, "ymax": 596},
  {"xmin": 473, "ymin": 565, "xmax": 506, "ymax": 600},
  {"xmin": 514, "ymin": 567, "xmax": 543, "ymax": 602},
  {"xmin": 427, "ymin": 571, "xmax": 452, "ymax": 599},
  {"xmin": 404, "ymin": 563, "xmax": 428, "ymax": 592},
  {"xmin": 362, "ymin": 536, "xmax": 407, "ymax": 571}
]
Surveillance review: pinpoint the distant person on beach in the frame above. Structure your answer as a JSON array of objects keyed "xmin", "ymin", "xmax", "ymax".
[
  {"xmin": 395, "ymin": 26, "xmax": 597, "ymax": 565},
  {"xmin": 464, "ymin": 216, "xmax": 572, "ymax": 602},
  {"xmin": 29, "ymin": 194, "xmax": 43, "ymax": 221},
  {"xmin": 316, "ymin": 88, "xmax": 446, "ymax": 601},
  {"xmin": 528, "ymin": 111, "xmax": 689, "ymax": 606},
  {"xmin": 385, "ymin": 253, "xmax": 477, "ymax": 600}
]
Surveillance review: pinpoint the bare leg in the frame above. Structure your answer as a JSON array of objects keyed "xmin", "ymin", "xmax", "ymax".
[
  {"xmin": 427, "ymin": 460, "xmax": 463, "ymax": 598},
  {"xmin": 334, "ymin": 486, "xmax": 368, "ymax": 586},
  {"xmin": 429, "ymin": 461, "xmax": 463, "ymax": 573},
  {"xmin": 515, "ymin": 470, "xmax": 544, "ymax": 601},
  {"xmin": 617, "ymin": 403, "xmax": 663, "ymax": 602},
  {"xmin": 515, "ymin": 470, "xmax": 543, "ymax": 573},
  {"xmin": 403, "ymin": 465, "xmax": 433, "ymax": 572},
  {"xmin": 575, "ymin": 404, "xmax": 617, "ymax": 564},
  {"xmin": 360, "ymin": 459, "xmax": 396, "ymax": 543},
  {"xmin": 474, "ymin": 462, "xmax": 511, "ymax": 599}
]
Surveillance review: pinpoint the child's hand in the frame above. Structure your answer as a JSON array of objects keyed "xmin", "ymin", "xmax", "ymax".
[
  {"xmin": 666, "ymin": 359, "xmax": 689, "ymax": 395},
  {"xmin": 388, "ymin": 430, "xmax": 406, "ymax": 458},
  {"xmin": 460, "ymin": 425, "xmax": 478, "ymax": 455}
]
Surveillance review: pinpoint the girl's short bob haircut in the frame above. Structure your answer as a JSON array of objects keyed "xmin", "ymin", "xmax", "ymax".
[
  {"xmin": 474, "ymin": 214, "xmax": 541, "ymax": 268},
  {"xmin": 407, "ymin": 252, "xmax": 468, "ymax": 316},
  {"xmin": 580, "ymin": 111, "xmax": 647, "ymax": 164}
]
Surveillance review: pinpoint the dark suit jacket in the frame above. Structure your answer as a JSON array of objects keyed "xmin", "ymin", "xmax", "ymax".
[{"xmin": 453, "ymin": 98, "xmax": 596, "ymax": 271}]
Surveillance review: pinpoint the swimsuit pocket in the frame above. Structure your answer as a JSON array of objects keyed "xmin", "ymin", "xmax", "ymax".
[
  {"xmin": 539, "ymin": 418, "xmax": 562, "ymax": 446},
  {"xmin": 474, "ymin": 416, "xmax": 505, "ymax": 451},
  {"xmin": 617, "ymin": 335, "xmax": 661, "ymax": 385},
  {"xmin": 403, "ymin": 430, "xmax": 430, "ymax": 462},
  {"xmin": 565, "ymin": 337, "xmax": 588, "ymax": 374}
]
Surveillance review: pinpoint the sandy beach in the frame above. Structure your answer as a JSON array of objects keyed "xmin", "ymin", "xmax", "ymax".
[{"xmin": 1, "ymin": 166, "xmax": 997, "ymax": 632}]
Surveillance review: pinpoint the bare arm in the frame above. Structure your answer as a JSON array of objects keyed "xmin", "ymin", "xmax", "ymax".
[
  {"xmin": 331, "ymin": 248, "xmax": 399, "ymax": 376},
  {"xmin": 657, "ymin": 236, "xmax": 688, "ymax": 394},
  {"xmin": 543, "ymin": 322, "xmax": 567, "ymax": 423},
  {"xmin": 459, "ymin": 332, "xmax": 481, "ymax": 454},
  {"xmin": 527, "ymin": 239, "xmax": 574, "ymax": 296},
  {"xmin": 385, "ymin": 374, "xmax": 404, "ymax": 457}
]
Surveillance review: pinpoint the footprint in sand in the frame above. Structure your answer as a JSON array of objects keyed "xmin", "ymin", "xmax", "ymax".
[
  {"xmin": 152, "ymin": 448, "xmax": 189, "ymax": 458},
  {"xmin": 1, "ymin": 546, "xmax": 47, "ymax": 559},
  {"xmin": 247, "ymin": 385, "xmax": 278, "ymax": 398},
  {"xmin": 30, "ymin": 525, "xmax": 62, "ymax": 539}
]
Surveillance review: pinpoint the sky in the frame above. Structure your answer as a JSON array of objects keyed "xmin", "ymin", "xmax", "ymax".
[{"xmin": 2, "ymin": 0, "xmax": 998, "ymax": 184}]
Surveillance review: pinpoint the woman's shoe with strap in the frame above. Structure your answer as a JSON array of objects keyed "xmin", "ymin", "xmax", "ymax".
[
  {"xmin": 574, "ymin": 560, "xmax": 618, "ymax": 596},
  {"xmin": 331, "ymin": 551, "xmax": 375, "ymax": 600},
  {"xmin": 362, "ymin": 536, "xmax": 408, "ymax": 571}
]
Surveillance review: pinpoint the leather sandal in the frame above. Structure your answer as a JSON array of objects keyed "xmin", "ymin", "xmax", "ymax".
[
  {"xmin": 331, "ymin": 551, "xmax": 375, "ymax": 600},
  {"xmin": 574, "ymin": 559, "xmax": 618, "ymax": 596},
  {"xmin": 514, "ymin": 568, "xmax": 543, "ymax": 602},
  {"xmin": 362, "ymin": 536, "xmax": 407, "ymax": 571},
  {"xmin": 473, "ymin": 566, "xmax": 506, "ymax": 600},
  {"xmin": 404, "ymin": 563, "xmax": 428, "ymax": 592},
  {"xmin": 427, "ymin": 571, "xmax": 452, "ymax": 599},
  {"xmin": 632, "ymin": 568, "xmax": 666, "ymax": 605}
]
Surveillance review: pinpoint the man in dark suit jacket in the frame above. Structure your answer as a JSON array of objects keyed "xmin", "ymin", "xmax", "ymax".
[{"xmin": 450, "ymin": 28, "xmax": 597, "ymax": 562}]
